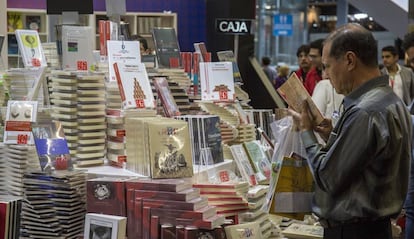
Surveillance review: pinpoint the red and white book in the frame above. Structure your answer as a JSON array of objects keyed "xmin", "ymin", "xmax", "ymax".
[
  {"xmin": 113, "ymin": 62, "xmax": 155, "ymax": 109},
  {"xmin": 200, "ymin": 62, "xmax": 235, "ymax": 102}
]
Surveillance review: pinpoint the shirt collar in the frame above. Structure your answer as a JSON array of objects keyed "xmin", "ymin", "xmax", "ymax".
[{"xmin": 342, "ymin": 75, "xmax": 389, "ymax": 110}]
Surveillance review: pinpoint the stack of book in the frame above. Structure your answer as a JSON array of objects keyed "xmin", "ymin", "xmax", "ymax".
[
  {"xmin": 76, "ymin": 73, "xmax": 106, "ymax": 166},
  {"xmin": 20, "ymin": 170, "xmax": 87, "ymax": 238},
  {"xmin": 193, "ymin": 182, "xmax": 249, "ymax": 219},
  {"xmin": 148, "ymin": 68, "xmax": 192, "ymax": 115},
  {"xmin": 50, "ymin": 71, "xmax": 107, "ymax": 166},
  {"xmin": 106, "ymin": 109, "xmax": 157, "ymax": 168},
  {"xmin": 0, "ymin": 195, "xmax": 22, "ymax": 239},
  {"xmin": 41, "ymin": 42, "xmax": 60, "ymax": 69},
  {"xmin": 105, "ymin": 81, "xmax": 122, "ymax": 110},
  {"xmin": 125, "ymin": 178, "xmax": 225, "ymax": 239},
  {"xmin": 239, "ymin": 185, "xmax": 278, "ymax": 238},
  {"xmin": 49, "ymin": 71, "xmax": 79, "ymax": 158},
  {"xmin": 234, "ymin": 124, "xmax": 257, "ymax": 144},
  {"xmin": 175, "ymin": 115, "xmax": 223, "ymax": 165},
  {"xmin": 0, "ymin": 144, "xmax": 38, "ymax": 196},
  {"xmin": 125, "ymin": 116, "xmax": 193, "ymax": 178}
]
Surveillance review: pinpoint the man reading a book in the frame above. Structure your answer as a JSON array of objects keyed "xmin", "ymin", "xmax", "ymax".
[{"xmin": 289, "ymin": 23, "xmax": 412, "ymax": 239}]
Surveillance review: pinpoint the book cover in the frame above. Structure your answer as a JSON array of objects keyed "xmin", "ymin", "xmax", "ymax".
[
  {"xmin": 126, "ymin": 178, "xmax": 192, "ymax": 193},
  {"xmin": 177, "ymin": 115, "xmax": 223, "ymax": 165},
  {"xmin": 277, "ymin": 72, "xmax": 324, "ymax": 125},
  {"xmin": 217, "ymin": 50, "xmax": 243, "ymax": 83},
  {"xmin": 147, "ymin": 119, "xmax": 193, "ymax": 178},
  {"xmin": 107, "ymin": 40, "xmax": 141, "ymax": 82},
  {"xmin": 230, "ymin": 144, "xmax": 258, "ymax": 186},
  {"xmin": 32, "ymin": 121, "xmax": 72, "ymax": 171},
  {"xmin": 153, "ymin": 77, "xmax": 181, "ymax": 117},
  {"xmin": 15, "ymin": 29, "xmax": 47, "ymax": 67},
  {"xmin": 4, "ymin": 100, "xmax": 38, "ymax": 145},
  {"xmin": 25, "ymin": 15, "xmax": 41, "ymax": 32},
  {"xmin": 113, "ymin": 62, "xmax": 155, "ymax": 109},
  {"xmin": 61, "ymin": 26, "xmax": 94, "ymax": 71},
  {"xmin": 7, "ymin": 12, "xmax": 23, "ymax": 32},
  {"xmin": 200, "ymin": 62, "xmax": 235, "ymax": 102},
  {"xmin": 243, "ymin": 140, "xmax": 272, "ymax": 183},
  {"xmin": 84, "ymin": 213, "xmax": 127, "ymax": 239},
  {"xmin": 152, "ymin": 27, "xmax": 181, "ymax": 68},
  {"xmin": 86, "ymin": 178, "xmax": 127, "ymax": 217}
]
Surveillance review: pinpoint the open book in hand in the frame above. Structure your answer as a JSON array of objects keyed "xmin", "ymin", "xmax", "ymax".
[{"xmin": 277, "ymin": 73, "xmax": 324, "ymax": 125}]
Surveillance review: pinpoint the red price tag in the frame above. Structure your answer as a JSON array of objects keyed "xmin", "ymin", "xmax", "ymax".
[
  {"xmin": 136, "ymin": 99, "xmax": 145, "ymax": 108},
  {"xmin": 77, "ymin": 61, "xmax": 88, "ymax": 71},
  {"xmin": 17, "ymin": 134, "xmax": 28, "ymax": 144},
  {"xmin": 219, "ymin": 170, "xmax": 230, "ymax": 182},
  {"xmin": 219, "ymin": 90, "xmax": 228, "ymax": 100},
  {"xmin": 55, "ymin": 156, "xmax": 68, "ymax": 170},
  {"xmin": 31, "ymin": 58, "xmax": 41, "ymax": 67}
]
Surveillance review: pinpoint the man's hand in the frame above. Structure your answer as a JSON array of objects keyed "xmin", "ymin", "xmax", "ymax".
[
  {"xmin": 288, "ymin": 100, "xmax": 333, "ymax": 141},
  {"xmin": 287, "ymin": 100, "xmax": 315, "ymax": 131},
  {"xmin": 315, "ymin": 118, "xmax": 333, "ymax": 142}
]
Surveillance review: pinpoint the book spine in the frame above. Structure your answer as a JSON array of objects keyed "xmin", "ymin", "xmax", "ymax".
[
  {"xmin": 133, "ymin": 189, "xmax": 195, "ymax": 201},
  {"xmin": 142, "ymin": 197, "xmax": 205, "ymax": 211},
  {"xmin": 184, "ymin": 226, "xmax": 198, "ymax": 239},
  {"xmin": 99, "ymin": 20, "xmax": 107, "ymax": 57},
  {"xmin": 113, "ymin": 63, "xmax": 127, "ymax": 103},
  {"xmin": 175, "ymin": 225, "xmax": 185, "ymax": 239},
  {"xmin": 142, "ymin": 206, "xmax": 151, "ymax": 239},
  {"xmin": 150, "ymin": 215, "xmax": 160, "ymax": 239},
  {"xmin": 160, "ymin": 223, "xmax": 175, "ymax": 239}
]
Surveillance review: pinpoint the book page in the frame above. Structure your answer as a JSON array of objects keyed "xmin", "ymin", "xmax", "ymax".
[{"xmin": 277, "ymin": 73, "xmax": 324, "ymax": 125}]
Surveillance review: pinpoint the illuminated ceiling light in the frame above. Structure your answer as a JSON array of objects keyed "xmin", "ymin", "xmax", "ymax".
[{"xmin": 354, "ymin": 13, "xmax": 368, "ymax": 20}]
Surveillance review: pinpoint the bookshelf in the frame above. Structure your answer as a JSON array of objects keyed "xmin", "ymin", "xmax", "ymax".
[
  {"xmin": 7, "ymin": 8, "xmax": 48, "ymax": 68},
  {"xmin": 6, "ymin": 9, "xmax": 177, "ymax": 68},
  {"xmin": 93, "ymin": 11, "xmax": 177, "ymax": 52}
]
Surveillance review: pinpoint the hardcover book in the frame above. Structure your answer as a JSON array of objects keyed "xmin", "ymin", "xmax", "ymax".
[
  {"xmin": 200, "ymin": 62, "xmax": 235, "ymax": 102},
  {"xmin": 243, "ymin": 140, "xmax": 272, "ymax": 183},
  {"xmin": 277, "ymin": 73, "xmax": 324, "ymax": 125},
  {"xmin": 32, "ymin": 121, "xmax": 72, "ymax": 171},
  {"xmin": 86, "ymin": 177, "xmax": 128, "ymax": 217},
  {"xmin": 152, "ymin": 27, "xmax": 181, "ymax": 68},
  {"xmin": 230, "ymin": 144, "xmax": 258, "ymax": 186},
  {"xmin": 217, "ymin": 50, "xmax": 243, "ymax": 83},
  {"xmin": 142, "ymin": 196, "xmax": 209, "ymax": 211},
  {"xmin": 4, "ymin": 100, "xmax": 38, "ymax": 145},
  {"xmin": 113, "ymin": 62, "xmax": 155, "ymax": 109},
  {"xmin": 61, "ymin": 26, "xmax": 94, "ymax": 71},
  {"xmin": 134, "ymin": 187, "xmax": 200, "ymax": 202},
  {"xmin": 126, "ymin": 178, "xmax": 192, "ymax": 192},
  {"xmin": 153, "ymin": 77, "xmax": 180, "ymax": 117},
  {"xmin": 84, "ymin": 213, "xmax": 127, "ymax": 239},
  {"xmin": 147, "ymin": 118, "xmax": 193, "ymax": 178},
  {"xmin": 14, "ymin": 29, "xmax": 47, "ymax": 67},
  {"xmin": 281, "ymin": 223, "xmax": 323, "ymax": 239},
  {"xmin": 107, "ymin": 40, "xmax": 141, "ymax": 82},
  {"xmin": 177, "ymin": 115, "xmax": 224, "ymax": 165}
]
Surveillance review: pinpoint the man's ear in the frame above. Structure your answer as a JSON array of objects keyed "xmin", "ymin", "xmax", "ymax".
[{"xmin": 345, "ymin": 51, "xmax": 356, "ymax": 71}]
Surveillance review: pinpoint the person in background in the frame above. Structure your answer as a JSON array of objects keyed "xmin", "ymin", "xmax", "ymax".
[
  {"xmin": 312, "ymin": 70, "xmax": 344, "ymax": 127},
  {"xmin": 304, "ymin": 39, "xmax": 324, "ymax": 95},
  {"xmin": 381, "ymin": 45, "xmax": 414, "ymax": 105},
  {"xmin": 130, "ymin": 34, "xmax": 151, "ymax": 55},
  {"xmin": 294, "ymin": 44, "xmax": 311, "ymax": 83},
  {"xmin": 289, "ymin": 23, "xmax": 411, "ymax": 239},
  {"xmin": 402, "ymin": 31, "xmax": 414, "ymax": 239},
  {"xmin": 261, "ymin": 56, "xmax": 277, "ymax": 86},
  {"xmin": 274, "ymin": 65, "xmax": 289, "ymax": 89}
]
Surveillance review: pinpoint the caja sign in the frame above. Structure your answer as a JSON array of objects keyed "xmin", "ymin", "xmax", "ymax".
[{"xmin": 215, "ymin": 19, "xmax": 254, "ymax": 35}]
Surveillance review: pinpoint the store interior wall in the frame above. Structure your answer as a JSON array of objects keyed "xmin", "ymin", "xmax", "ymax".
[{"xmin": 6, "ymin": 0, "xmax": 207, "ymax": 52}]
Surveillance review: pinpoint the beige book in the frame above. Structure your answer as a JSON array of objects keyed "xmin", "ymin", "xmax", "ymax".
[
  {"xmin": 282, "ymin": 223, "xmax": 323, "ymax": 239},
  {"xmin": 277, "ymin": 73, "xmax": 324, "ymax": 125}
]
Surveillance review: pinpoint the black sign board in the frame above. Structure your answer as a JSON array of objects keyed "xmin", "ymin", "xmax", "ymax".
[{"xmin": 215, "ymin": 19, "xmax": 253, "ymax": 35}]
